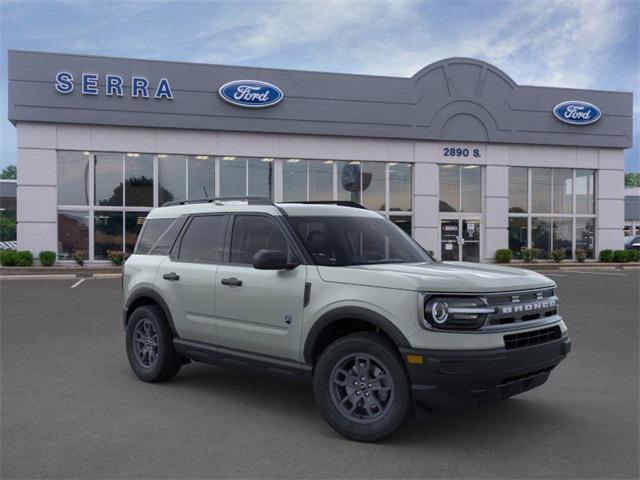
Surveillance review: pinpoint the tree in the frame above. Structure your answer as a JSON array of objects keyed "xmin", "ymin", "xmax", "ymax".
[
  {"xmin": 625, "ymin": 172, "xmax": 640, "ymax": 188},
  {"xmin": 1, "ymin": 165, "xmax": 16, "ymax": 179}
]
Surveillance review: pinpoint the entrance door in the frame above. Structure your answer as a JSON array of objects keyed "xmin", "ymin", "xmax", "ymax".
[{"xmin": 440, "ymin": 218, "xmax": 481, "ymax": 262}]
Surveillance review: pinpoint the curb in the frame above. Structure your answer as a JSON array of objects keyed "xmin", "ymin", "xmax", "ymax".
[
  {"xmin": 503, "ymin": 262, "xmax": 639, "ymax": 271},
  {"xmin": 0, "ymin": 272, "xmax": 122, "ymax": 280}
]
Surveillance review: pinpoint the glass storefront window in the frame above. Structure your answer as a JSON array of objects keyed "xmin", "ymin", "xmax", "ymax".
[
  {"xmin": 390, "ymin": 216, "xmax": 412, "ymax": 236},
  {"xmin": 461, "ymin": 165, "xmax": 481, "ymax": 213},
  {"xmin": 57, "ymin": 210, "xmax": 89, "ymax": 259},
  {"xmin": 95, "ymin": 153, "xmax": 123, "ymax": 207},
  {"xmin": 94, "ymin": 211, "xmax": 123, "ymax": 259},
  {"xmin": 531, "ymin": 217, "xmax": 551, "ymax": 259},
  {"xmin": 576, "ymin": 170, "xmax": 595, "ymax": 214},
  {"xmin": 188, "ymin": 156, "xmax": 215, "ymax": 199},
  {"xmin": 308, "ymin": 161, "xmax": 333, "ymax": 201},
  {"xmin": 58, "ymin": 151, "xmax": 90, "ymax": 205},
  {"xmin": 508, "ymin": 217, "xmax": 527, "ymax": 258},
  {"xmin": 362, "ymin": 162, "xmax": 385, "ymax": 211},
  {"xmin": 283, "ymin": 159, "xmax": 307, "ymax": 201},
  {"xmin": 337, "ymin": 161, "xmax": 361, "ymax": 203},
  {"xmin": 158, "ymin": 155, "xmax": 186, "ymax": 205},
  {"xmin": 552, "ymin": 217, "xmax": 572, "ymax": 258},
  {"xmin": 248, "ymin": 158, "xmax": 273, "ymax": 197},
  {"xmin": 576, "ymin": 218, "xmax": 595, "ymax": 258},
  {"xmin": 531, "ymin": 168, "xmax": 552, "ymax": 213},
  {"xmin": 125, "ymin": 153, "xmax": 153, "ymax": 207},
  {"xmin": 508, "ymin": 167, "xmax": 528, "ymax": 213},
  {"xmin": 389, "ymin": 163, "xmax": 411, "ymax": 212},
  {"xmin": 439, "ymin": 165, "xmax": 459, "ymax": 212},
  {"xmin": 220, "ymin": 156, "xmax": 246, "ymax": 197},
  {"xmin": 552, "ymin": 169, "xmax": 572, "ymax": 214},
  {"xmin": 125, "ymin": 212, "xmax": 148, "ymax": 252}
]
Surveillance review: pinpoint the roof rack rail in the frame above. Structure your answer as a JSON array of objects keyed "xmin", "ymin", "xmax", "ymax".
[
  {"xmin": 161, "ymin": 196, "xmax": 275, "ymax": 207},
  {"xmin": 279, "ymin": 200, "xmax": 367, "ymax": 209}
]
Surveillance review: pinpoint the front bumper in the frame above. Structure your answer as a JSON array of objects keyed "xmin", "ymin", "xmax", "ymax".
[{"xmin": 399, "ymin": 334, "xmax": 571, "ymax": 411}]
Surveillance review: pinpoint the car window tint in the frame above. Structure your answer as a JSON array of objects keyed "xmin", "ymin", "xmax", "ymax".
[
  {"xmin": 230, "ymin": 216, "xmax": 288, "ymax": 264},
  {"xmin": 135, "ymin": 218, "xmax": 174, "ymax": 254},
  {"xmin": 178, "ymin": 215, "xmax": 226, "ymax": 263}
]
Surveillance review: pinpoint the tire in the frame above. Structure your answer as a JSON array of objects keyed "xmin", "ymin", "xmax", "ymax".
[
  {"xmin": 313, "ymin": 331, "xmax": 412, "ymax": 442},
  {"xmin": 126, "ymin": 304, "xmax": 181, "ymax": 382}
]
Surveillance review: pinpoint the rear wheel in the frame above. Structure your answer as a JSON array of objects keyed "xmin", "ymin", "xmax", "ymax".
[
  {"xmin": 313, "ymin": 332, "xmax": 412, "ymax": 442},
  {"xmin": 126, "ymin": 305, "xmax": 181, "ymax": 382}
]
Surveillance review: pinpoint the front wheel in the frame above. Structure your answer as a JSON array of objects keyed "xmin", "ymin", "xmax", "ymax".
[{"xmin": 313, "ymin": 332, "xmax": 412, "ymax": 442}]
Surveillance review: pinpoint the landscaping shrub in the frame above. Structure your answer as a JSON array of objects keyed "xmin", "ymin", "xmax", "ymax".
[
  {"xmin": 551, "ymin": 249, "xmax": 565, "ymax": 263},
  {"xmin": 107, "ymin": 250, "xmax": 129, "ymax": 266},
  {"xmin": 532, "ymin": 248, "xmax": 544, "ymax": 261},
  {"xmin": 520, "ymin": 248, "xmax": 534, "ymax": 262},
  {"xmin": 626, "ymin": 249, "xmax": 639, "ymax": 262},
  {"xmin": 613, "ymin": 250, "xmax": 628, "ymax": 263},
  {"xmin": 599, "ymin": 249, "xmax": 614, "ymax": 262},
  {"xmin": 14, "ymin": 250, "xmax": 34, "ymax": 267},
  {"xmin": 575, "ymin": 249, "xmax": 587, "ymax": 263},
  {"xmin": 0, "ymin": 249, "xmax": 17, "ymax": 266},
  {"xmin": 495, "ymin": 249, "xmax": 512, "ymax": 263},
  {"xmin": 73, "ymin": 250, "xmax": 87, "ymax": 266},
  {"xmin": 39, "ymin": 250, "xmax": 56, "ymax": 267}
]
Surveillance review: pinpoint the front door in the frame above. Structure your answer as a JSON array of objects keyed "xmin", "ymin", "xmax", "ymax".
[{"xmin": 440, "ymin": 218, "xmax": 481, "ymax": 262}]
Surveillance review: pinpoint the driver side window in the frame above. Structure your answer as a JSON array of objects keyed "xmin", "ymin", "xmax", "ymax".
[{"xmin": 230, "ymin": 215, "xmax": 290, "ymax": 264}]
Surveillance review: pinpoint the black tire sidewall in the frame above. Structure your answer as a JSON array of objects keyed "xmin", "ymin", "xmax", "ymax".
[
  {"xmin": 313, "ymin": 332, "xmax": 412, "ymax": 442},
  {"xmin": 126, "ymin": 305, "xmax": 179, "ymax": 382}
]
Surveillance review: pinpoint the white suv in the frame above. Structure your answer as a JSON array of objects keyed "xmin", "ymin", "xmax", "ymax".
[{"xmin": 123, "ymin": 197, "xmax": 571, "ymax": 442}]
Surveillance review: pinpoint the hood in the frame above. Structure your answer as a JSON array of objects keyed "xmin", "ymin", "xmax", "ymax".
[{"xmin": 316, "ymin": 261, "xmax": 554, "ymax": 293}]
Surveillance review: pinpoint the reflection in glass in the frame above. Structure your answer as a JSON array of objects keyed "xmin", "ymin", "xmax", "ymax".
[
  {"xmin": 461, "ymin": 165, "xmax": 482, "ymax": 212},
  {"xmin": 439, "ymin": 165, "xmax": 459, "ymax": 212},
  {"xmin": 337, "ymin": 161, "xmax": 361, "ymax": 203},
  {"xmin": 95, "ymin": 153, "xmax": 123, "ymax": 206},
  {"xmin": 576, "ymin": 218, "xmax": 595, "ymax": 258},
  {"xmin": 283, "ymin": 159, "xmax": 307, "ymax": 201},
  {"xmin": 361, "ymin": 162, "xmax": 385, "ymax": 211},
  {"xmin": 58, "ymin": 210, "xmax": 89, "ymax": 259},
  {"xmin": 531, "ymin": 168, "xmax": 552, "ymax": 213},
  {"xmin": 508, "ymin": 217, "xmax": 527, "ymax": 258},
  {"xmin": 552, "ymin": 169, "xmax": 572, "ymax": 214},
  {"xmin": 508, "ymin": 167, "xmax": 528, "ymax": 213},
  {"xmin": 531, "ymin": 217, "xmax": 551, "ymax": 258},
  {"xmin": 389, "ymin": 163, "xmax": 411, "ymax": 211},
  {"xmin": 248, "ymin": 158, "xmax": 272, "ymax": 197},
  {"xmin": 309, "ymin": 161, "xmax": 333, "ymax": 201},
  {"xmin": 125, "ymin": 212, "xmax": 148, "ymax": 252},
  {"xmin": 58, "ymin": 151, "xmax": 90, "ymax": 205},
  {"xmin": 576, "ymin": 170, "xmax": 595, "ymax": 214},
  {"xmin": 188, "ymin": 156, "xmax": 215, "ymax": 199},
  {"xmin": 552, "ymin": 217, "xmax": 572, "ymax": 258},
  {"xmin": 124, "ymin": 153, "xmax": 153, "ymax": 207},
  {"xmin": 220, "ymin": 157, "xmax": 246, "ymax": 197},
  {"xmin": 94, "ymin": 211, "xmax": 123, "ymax": 259},
  {"xmin": 158, "ymin": 155, "xmax": 186, "ymax": 205},
  {"xmin": 390, "ymin": 216, "xmax": 412, "ymax": 236}
]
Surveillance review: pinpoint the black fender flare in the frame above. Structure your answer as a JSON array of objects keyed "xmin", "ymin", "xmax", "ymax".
[
  {"xmin": 303, "ymin": 306, "xmax": 410, "ymax": 364},
  {"xmin": 124, "ymin": 287, "xmax": 179, "ymax": 337}
]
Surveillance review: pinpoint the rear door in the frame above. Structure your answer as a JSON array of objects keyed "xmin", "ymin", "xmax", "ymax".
[
  {"xmin": 157, "ymin": 214, "xmax": 228, "ymax": 345},
  {"xmin": 214, "ymin": 214, "xmax": 307, "ymax": 361}
]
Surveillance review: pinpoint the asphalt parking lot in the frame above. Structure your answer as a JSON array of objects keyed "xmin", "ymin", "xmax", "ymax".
[{"xmin": 1, "ymin": 269, "xmax": 638, "ymax": 479}]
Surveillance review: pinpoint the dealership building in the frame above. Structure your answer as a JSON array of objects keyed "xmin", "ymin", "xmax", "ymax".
[{"xmin": 7, "ymin": 50, "xmax": 633, "ymax": 262}]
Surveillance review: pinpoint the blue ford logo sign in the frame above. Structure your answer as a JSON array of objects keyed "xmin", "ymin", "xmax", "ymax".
[
  {"xmin": 218, "ymin": 80, "xmax": 283, "ymax": 108},
  {"xmin": 553, "ymin": 100, "xmax": 601, "ymax": 125}
]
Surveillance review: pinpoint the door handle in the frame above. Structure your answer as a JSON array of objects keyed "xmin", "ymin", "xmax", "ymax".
[
  {"xmin": 163, "ymin": 272, "xmax": 180, "ymax": 281},
  {"xmin": 221, "ymin": 277, "xmax": 242, "ymax": 287}
]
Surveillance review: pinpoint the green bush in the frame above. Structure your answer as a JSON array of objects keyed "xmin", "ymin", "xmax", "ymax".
[
  {"xmin": 107, "ymin": 250, "xmax": 129, "ymax": 266},
  {"xmin": 72, "ymin": 250, "xmax": 87, "ymax": 266},
  {"xmin": 575, "ymin": 249, "xmax": 587, "ymax": 263},
  {"xmin": 551, "ymin": 249, "xmax": 565, "ymax": 263},
  {"xmin": 14, "ymin": 250, "xmax": 34, "ymax": 267},
  {"xmin": 495, "ymin": 249, "xmax": 512, "ymax": 263},
  {"xmin": 599, "ymin": 249, "xmax": 614, "ymax": 262},
  {"xmin": 520, "ymin": 248, "xmax": 534, "ymax": 262},
  {"xmin": 0, "ymin": 249, "xmax": 17, "ymax": 266},
  {"xmin": 613, "ymin": 250, "xmax": 628, "ymax": 263},
  {"xmin": 626, "ymin": 249, "xmax": 639, "ymax": 262},
  {"xmin": 39, "ymin": 250, "xmax": 57, "ymax": 267}
]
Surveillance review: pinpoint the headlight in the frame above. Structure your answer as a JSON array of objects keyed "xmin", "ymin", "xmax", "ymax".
[{"xmin": 423, "ymin": 297, "xmax": 494, "ymax": 330}]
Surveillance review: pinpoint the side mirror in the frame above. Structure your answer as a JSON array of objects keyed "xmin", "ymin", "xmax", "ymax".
[{"xmin": 252, "ymin": 249, "xmax": 298, "ymax": 270}]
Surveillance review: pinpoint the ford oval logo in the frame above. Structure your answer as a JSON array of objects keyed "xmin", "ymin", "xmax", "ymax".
[
  {"xmin": 218, "ymin": 80, "xmax": 283, "ymax": 108},
  {"xmin": 553, "ymin": 100, "xmax": 601, "ymax": 125}
]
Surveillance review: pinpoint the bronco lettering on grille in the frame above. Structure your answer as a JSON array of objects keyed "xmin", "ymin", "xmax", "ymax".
[{"xmin": 500, "ymin": 298, "xmax": 556, "ymax": 314}]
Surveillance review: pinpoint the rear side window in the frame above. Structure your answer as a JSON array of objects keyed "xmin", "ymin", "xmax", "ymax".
[
  {"xmin": 230, "ymin": 215, "xmax": 288, "ymax": 264},
  {"xmin": 135, "ymin": 218, "xmax": 175, "ymax": 254},
  {"xmin": 177, "ymin": 215, "xmax": 227, "ymax": 263},
  {"xmin": 149, "ymin": 217, "xmax": 188, "ymax": 256}
]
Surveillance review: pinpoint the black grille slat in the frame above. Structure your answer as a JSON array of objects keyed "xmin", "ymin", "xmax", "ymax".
[
  {"xmin": 485, "ymin": 288, "xmax": 558, "ymax": 326},
  {"xmin": 504, "ymin": 326, "xmax": 562, "ymax": 350}
]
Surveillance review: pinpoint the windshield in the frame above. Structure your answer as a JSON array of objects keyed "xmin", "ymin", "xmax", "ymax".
[{"xmin": 288, "ymin": 215, "xmax": 433, "ymax": 266}]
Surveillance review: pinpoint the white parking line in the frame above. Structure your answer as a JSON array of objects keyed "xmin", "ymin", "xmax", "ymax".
[{"xmin": 70, "ymin": 278, "xmax": 86, "ymax": 288}]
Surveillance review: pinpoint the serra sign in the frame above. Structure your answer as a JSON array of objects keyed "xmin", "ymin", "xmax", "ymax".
[{"xmin": 55, "ymin": 72, "xmax": 174, "ymax": 99}]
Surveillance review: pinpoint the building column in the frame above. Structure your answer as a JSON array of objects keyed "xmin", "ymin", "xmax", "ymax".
[
  {"xmin": 484, "ymin": 165, "xmax": 509, "ymax": 262},
  {"xmin": 412, "ymin": 160, "xmax": 439, "ymax": 257},
  {"xmin": 16, "ymin": 123, "xmax": 58, "ymax": 257},
  {"xmin": 595, "ymin": 149, "xmax": 625, "ymax": 253}
]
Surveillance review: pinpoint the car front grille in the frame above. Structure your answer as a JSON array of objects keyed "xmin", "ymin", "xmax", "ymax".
[
  {"xmin": 504, "ymin": 326, "xmax": 562, "ymax": 350},
  {"xmin": 484, "ymin": 288, "xmax": 558, "ymax": 327}
]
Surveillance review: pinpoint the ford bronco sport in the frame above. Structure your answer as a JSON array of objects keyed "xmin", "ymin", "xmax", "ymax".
[{"xmin": 123, "ymin": 197, "xmax": 571, "ymax": 442}]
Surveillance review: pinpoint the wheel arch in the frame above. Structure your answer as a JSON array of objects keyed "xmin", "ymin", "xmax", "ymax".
[
  {"xmin": 125, "ymin": 287, "xmax": 179, "ymax": 337},
  {"xmin": 303, "ymin": 307, "xmax": 410, "ymax": 365}
]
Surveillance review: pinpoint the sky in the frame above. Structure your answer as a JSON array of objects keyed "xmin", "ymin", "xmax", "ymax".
[{"xmin": 0, "ymin": 0, "xmax": 638, "ymax": 172}]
